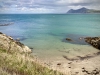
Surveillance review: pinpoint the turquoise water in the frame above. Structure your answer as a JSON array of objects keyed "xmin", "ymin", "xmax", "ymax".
[{"xmin": 0, "ymin": 14, "xmax": 100, "ymax": 59}]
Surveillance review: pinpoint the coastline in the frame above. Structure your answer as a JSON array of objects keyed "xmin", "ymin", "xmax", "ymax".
[
  {"xmin": 0, "ymin": 32, "xmax": 100, "ymax": 75},
  {"xmin": 0, "ymin": 32, "xmax": 63, "ymax": 75},
  {"xmin": 37, "ymin": 45, "xmax": 100, "ymax": 75},
  {"xmin": 31, "ymin": 37, "xmax": 100, "ymax": 75}
]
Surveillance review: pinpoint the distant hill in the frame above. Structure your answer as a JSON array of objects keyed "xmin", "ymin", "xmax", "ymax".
[{"xmin": 67, "ymin": 7, "xmax": 100, "ymax": 13}]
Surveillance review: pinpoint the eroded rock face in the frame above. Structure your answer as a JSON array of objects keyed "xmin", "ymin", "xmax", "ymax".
[
  {"xmin": 0, "ymin": 32, "xmax": 32, "ymax": 53},
  {"xmin": 85, "ymin": 37, "xmax": 100, "ymax": 50}
]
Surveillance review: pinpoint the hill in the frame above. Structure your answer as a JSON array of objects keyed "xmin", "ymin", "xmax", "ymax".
[{"xmin": 67, "ymin": 7, "xmax": 100, "ymax": 13}]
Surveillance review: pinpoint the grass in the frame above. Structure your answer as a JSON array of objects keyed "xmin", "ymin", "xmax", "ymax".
[{"xmin": 0, "ymin": 48, "xmax": 64, "ymax": 75}]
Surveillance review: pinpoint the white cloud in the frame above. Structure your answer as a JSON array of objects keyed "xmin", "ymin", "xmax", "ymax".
[
  {"xmin": 69, "ymin": 0, "xmax": 82, "ymax": 3},
  {"xmin": 21, "ymin": 7, "xmax": 27, "ymax": 11},
  {"xmin": 29, "ymin": 8, "xmax": 54, "ymax": 13},
  {"xmin": 56, "ymin": 0, "xmax": 82, "ymax": 4},
  {"xmin": 68, "ymin": 5, "xmax": 82, "ymax": 9},
  {"xmin": 16, "ymin": 7, "xmax": 54, "ymax": 13},
  {"xmin": 0, "ymin": 0, "xmax": 100, "ymax": 13}
]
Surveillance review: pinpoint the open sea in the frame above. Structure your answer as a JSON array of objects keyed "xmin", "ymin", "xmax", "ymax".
[{"xmin": 0, "ymin": 14, "xmax": 100, "ymax": 60}]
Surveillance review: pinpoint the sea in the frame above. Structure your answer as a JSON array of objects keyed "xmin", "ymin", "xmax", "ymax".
[{"xmin": 0, "ymin": 14, "xmax": 100, "ymax": 60}]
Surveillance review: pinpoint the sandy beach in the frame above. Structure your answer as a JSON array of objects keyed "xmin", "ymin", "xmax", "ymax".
[{"xmin": 34, "ymin": 45, "xmax": 100, "ymax": 75}]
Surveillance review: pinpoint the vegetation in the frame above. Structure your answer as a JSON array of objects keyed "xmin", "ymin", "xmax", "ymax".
[{"xmin": 0, "ymin": 48, "xmax": 63, "ymax": 75}]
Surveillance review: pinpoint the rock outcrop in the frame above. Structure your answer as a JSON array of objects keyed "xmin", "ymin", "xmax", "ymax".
[
  {"xmin": 66, "ymin": 38, "xmax": 72, "ymax": 41},
  {"xmin": 85, "ymin": 37, "xmax": 100, "ymax": 50},
  {"xmin": 0, "ymin": 32, "xmax": 32, "ymax": 53}
]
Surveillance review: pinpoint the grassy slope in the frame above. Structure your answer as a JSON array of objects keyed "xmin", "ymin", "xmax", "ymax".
[{"xmin": 0, "ymin": 48, "xmax": 63, "ymax": 75}]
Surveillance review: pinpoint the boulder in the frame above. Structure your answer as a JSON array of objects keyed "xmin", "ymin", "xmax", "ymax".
[
  {"xmin": 66, "ymin": 38, "xmax": 72, "ymax": 41},
  {"xmin": 85, "ymin": 37, "xmax": 100, "ymax": 50}
]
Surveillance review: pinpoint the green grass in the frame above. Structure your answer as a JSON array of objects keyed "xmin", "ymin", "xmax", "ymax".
[{"xmin": 0, "ymin": 48, "xmax": 63, "ymax": 75}]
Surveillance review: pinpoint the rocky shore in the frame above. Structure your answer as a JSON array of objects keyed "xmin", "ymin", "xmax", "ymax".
[
  {"xmin": 0, "ymin": 32, "xmax": 63, "ymax": 75},
  {"xmin": 1, "ymin": 32, "xmax": 100, "ymax": 75},
  {"xmin": 85, "ymin": 37, "xmax": 100, "ymax": 50},
  {"xmin": 65, "ymin": 37, "xmax": 100, "ymax": 50},
  {"xmin": 0, "ymin": 32, "xmax": 32, "ymax": 53}
]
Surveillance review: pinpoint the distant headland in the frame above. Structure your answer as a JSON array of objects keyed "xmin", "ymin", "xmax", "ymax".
[{"xmin": 67, "ymin": 7, "xmax": 100, "ymax": 13}]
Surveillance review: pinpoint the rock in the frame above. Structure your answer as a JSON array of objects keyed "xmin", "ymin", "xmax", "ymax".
[
  {"xmin": 16, "ymin": 38, "xmax": 20, "ymax": 41},
  {"xmin": 97, "ymin": 41, "xmax": 100, "ymax": 49},
  {"xmin": 29, "ymin": 47, "xmax": 33, "ymax": 50},
  {"xmin": 68, "ymin": 62, "xmax": 72, "ymax": 64},
  {"xmin": 82, "ymin": 67, "xmax": 85, "ymax": 69},
  {"xmin": 66, "ymin": 38, "xmax": 72, "ymax": 41},
  {"xmin": 0, "ymin": 32, "xmax": 32, "ymax": 53},
  {"xmin": 75, "ymin": 72, "xmax": 79, "ymax": 74},
  {"xmin": 68, "ymin": 67, "xmax": 71, "ymax": 68},
  {"xmin": 93, "ymin": 69, "xmax": 96, "ymax": 71},
  {"xmin": 0, "ymin": 32, "xmax": 3, "ymax": 34},
  {"xmin": 85, "ymin": 37, "xmax": 100, "ymax": 50},
  {"xmin": 95, "ymin": 71, "xmax": 99, "ymax": 74},
  {"xmin": 57, "ymin": 63, "xmax": 61, "ymax": 65},
  {"xmin": 82, "ymin": 70, "xmax": 86, "ymax": 72}
]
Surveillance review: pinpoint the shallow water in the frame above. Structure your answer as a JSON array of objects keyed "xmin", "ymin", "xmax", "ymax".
[{"xmin": 0, "ymin": 14, "xmax": 100, "ymax": 60}]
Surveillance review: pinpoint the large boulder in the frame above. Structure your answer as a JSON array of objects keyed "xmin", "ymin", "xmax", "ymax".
[
  {"xmin": 0, "ymin": 32, "xmax": 32, "ymax": 53},
  {"xmin": 85, "ymin": 37, "xmax": 100, "ymax": 50}
]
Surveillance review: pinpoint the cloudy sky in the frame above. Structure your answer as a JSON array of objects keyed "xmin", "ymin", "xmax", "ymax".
[{"xmin": 0, "ymin": 0, "xmax": 100, "ymax": 14}]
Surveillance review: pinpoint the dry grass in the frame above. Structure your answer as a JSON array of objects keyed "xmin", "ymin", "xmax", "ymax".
[{"xmin": 0, "ymin": 48, "xmax": 63, "ymax": 75}]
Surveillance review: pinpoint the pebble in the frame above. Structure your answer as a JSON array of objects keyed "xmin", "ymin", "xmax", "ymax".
[
  {"xmin": 82, "ymin": 67, "xmax": 85, "ymax": 69},
  {"xmin": 68, "ymin": 62, "xmax": 72, "ymax": 64},
  {"xmin": 82, "ymin": 70, "xmax": 85, "ymax": 72},
  {"xmin": 57, "ymin": 63, "xmax": 61, "ymax": 65}
]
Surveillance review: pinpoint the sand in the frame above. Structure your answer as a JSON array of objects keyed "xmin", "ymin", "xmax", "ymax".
[{"xmin": 33, "ymin": 45, "xmax": 100, "ymax": 75}]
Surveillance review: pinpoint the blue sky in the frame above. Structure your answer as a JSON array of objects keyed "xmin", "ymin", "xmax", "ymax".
[{"xmin": 0, "ymin": 0, "xmax": 100, "ymax": 14}]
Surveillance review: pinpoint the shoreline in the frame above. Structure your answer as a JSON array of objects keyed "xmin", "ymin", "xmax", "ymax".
[
  {"xmin": 40, "ymin": 49, "xmax": 100, "ymax": 75},
  {"xmin": 0, "ymin": 32, "xmax": 100, "ymax": 75},
  {"xmin": 31, "ymin": 38, "xmax": 100, "ymax": 75},
  {"xmin": 0, "ymin": 32, "xmax": 63, "ymax": 75}
]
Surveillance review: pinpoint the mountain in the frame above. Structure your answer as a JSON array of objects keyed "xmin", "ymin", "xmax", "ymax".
[{"xmin": 67, "ymin": 7, "xmax": 100, "ymax": 13}]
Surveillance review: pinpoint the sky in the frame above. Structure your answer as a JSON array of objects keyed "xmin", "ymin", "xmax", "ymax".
[{"xmin": 0, "ymin": 0, "xmax": 100, "ymax": 14}]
